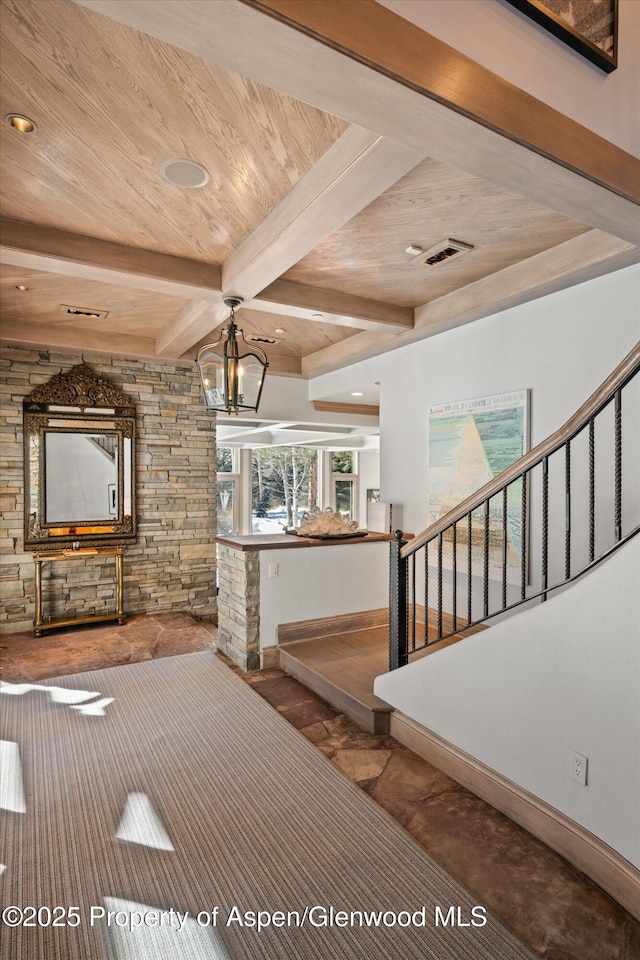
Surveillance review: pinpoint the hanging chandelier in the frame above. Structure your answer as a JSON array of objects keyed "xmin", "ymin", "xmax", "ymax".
[{"xmin": 196, "ymin": 297, "xmax": 269, "ymax": 414}]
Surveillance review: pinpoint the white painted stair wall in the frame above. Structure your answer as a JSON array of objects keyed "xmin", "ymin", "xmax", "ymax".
[{"xmin": 374, "ymin": 536, "xmax": 640, "ymax": 868}]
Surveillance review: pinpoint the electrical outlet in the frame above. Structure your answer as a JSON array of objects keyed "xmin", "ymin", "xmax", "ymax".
[
  {"xmin": 268, "ymin": 562, "xmax": 279, "ymax": 579},
  {"xmin": 570, "ymin": 751, "xmax": 588, "ymax": 785}
]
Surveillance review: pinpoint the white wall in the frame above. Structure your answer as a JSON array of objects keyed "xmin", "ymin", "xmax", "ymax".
[
  {"xmin": 309, "ymin": 264, "xmax": 639, "ymax": 860},
  {"xmin": 259, "ymin": 540, "xmax": 389, "ymax": 648},
  {"xmin": 375, "ymin": 537, "xmax": 640, "ymax": 867},
  {"xmin": 310, "ymin": 264, "xmax": 640, "ymax": 540},
  {"xmin": 357, "ymin": 449, "xmax": 381, "ymax": 528},
  {"xmin": 376, "ymin": 0, "xmax": 640, "ymax": 157}
]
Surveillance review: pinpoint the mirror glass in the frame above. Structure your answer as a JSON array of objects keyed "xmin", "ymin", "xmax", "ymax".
[
  {"xmin": 23, "ymin": 364, "xmax": 136, "ymax": 549},
  {"xmin": 45, "ymin": 432, "xmax": 119, "ymax": 522}
]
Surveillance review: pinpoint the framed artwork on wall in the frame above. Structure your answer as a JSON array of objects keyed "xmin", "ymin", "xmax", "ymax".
[
  {"xmin": 506, "ymin": 0, "xmax": 618, "ymax": 73},
  {"xmin": 427, "ymin": 390, "xmax": 529, "ymax": 583}
]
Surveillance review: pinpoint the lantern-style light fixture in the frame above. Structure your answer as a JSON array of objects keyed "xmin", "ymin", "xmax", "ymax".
[{"xmin": 196, "ymin": 297, "xmax": 268, "ymax": 414}]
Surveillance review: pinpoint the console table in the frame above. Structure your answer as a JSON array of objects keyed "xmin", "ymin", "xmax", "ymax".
[{"xmin": 33, "ymin": 547, "xmax": 125, "ymax": 636}]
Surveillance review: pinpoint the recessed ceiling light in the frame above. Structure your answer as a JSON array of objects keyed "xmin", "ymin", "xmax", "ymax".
[
  {"xmin": 160, "ymin": 158, "xmax": 209, "ymax": 189},
  {"xmin": 351, "ymin": 391, "xmax": 364, "ymax": 397},
  {"xmin": 15, "ymin": 284, "xmax": 30, "ymax": 292},
  {"xmin": 6, "ymin": 113, "xmax": 37, "ymax": 134},
  {"xmin": 311, "ymin": 313, "xmax": 323, "ymax": 320},
  {"xmin": 275, "ymin": 328, "xmax": 285, "ymax": 335},
  {"xmin": 405, "ymin": 243, "xmax": 423, "ymax": 256}
]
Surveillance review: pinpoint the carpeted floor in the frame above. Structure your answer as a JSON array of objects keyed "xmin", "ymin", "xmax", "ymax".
[{"xmin": 1, "ymin": 650, "xmax": 539, "ymax": 960}]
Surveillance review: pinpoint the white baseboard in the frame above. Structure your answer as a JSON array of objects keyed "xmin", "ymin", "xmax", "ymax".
[{"xmin": 391, "ymin": 711, "xmax": 640, "ymax": 922}]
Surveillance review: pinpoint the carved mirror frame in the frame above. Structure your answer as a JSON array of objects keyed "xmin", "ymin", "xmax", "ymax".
[{"xmin": 23, "ymin": 364, "xmax": 137, "ymax": 549}]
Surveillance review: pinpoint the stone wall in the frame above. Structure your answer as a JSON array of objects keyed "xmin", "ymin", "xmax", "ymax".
[
  {"xmin": 216, "ymin": 544, "xmax": 260, "ymax": 670},
  {"xmin": 0, "ymin": 346, "xmax": 217, "ymax": 633}
]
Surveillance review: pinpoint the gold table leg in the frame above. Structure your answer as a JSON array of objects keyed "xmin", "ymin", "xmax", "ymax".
[
  {"xmin": 116, "ymin": 550, "xmax": 125, "ymax": 623},
  {"xmin": 34, "ymin": 557, "xmax": 43, "ymax": 637}
]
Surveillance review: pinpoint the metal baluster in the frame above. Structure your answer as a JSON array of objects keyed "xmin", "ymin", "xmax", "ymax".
[
  {"xmin": 520, "ymin": 472, "xmax": 527, "ymax": 601},
  {"xmin": 483, "ymin": 499, "xmax": 490, "ymax": 619},
  {"xmin": 410, "ymin": 552, "xmax": 416, "ymax": 652},
  {"xmin": 424, "ymin": 542, "xmax": 429, "ymax": 645},
  {"xmin": 467, "ymin": 512, "xmax": 472, "ymax": 626},
  {"xmin": 614, "ymin": 389, "xmax": 622, "ymax": 542},
  {"xmin": 565, "ymin": 440, "xmax": 571, "ymax": 580},
  {"xmin": 389, "ymin": 531, "xmax": 408, "ymax": 670},
  {"xmin": 588, "ymin": 418, "xmax": 595, "ymax": 562},
  {"xmin": 452, "ymin": 523, "xmax": 457, "ymax": 632},
  {"xmin": 437, "ymin": 532, "xmax": 443, "ymax": 639},
  {"xmin": 405, "ymin": 551, "xmax": 410, "ymax": 660},
  {"xmin": 502, "ymin": 486, "xmax": 508, "ymax": 610},
  {"xmin": 542, "ymin": 457, "xmax": 549, "ymax": 601}
]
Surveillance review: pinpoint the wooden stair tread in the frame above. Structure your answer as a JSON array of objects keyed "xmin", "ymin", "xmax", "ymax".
[
  {"xmin": 279, "ymin": 628, "xmax": 392, "ymax": 734},
  {"xmin": 278, "ymin": 614, "xmax": 485, "ymax": 734}
]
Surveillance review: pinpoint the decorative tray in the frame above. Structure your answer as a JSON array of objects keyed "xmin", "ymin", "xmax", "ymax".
[{"xmin": 286, "ymin": 530, "xmax": 368, "ymax": 540}]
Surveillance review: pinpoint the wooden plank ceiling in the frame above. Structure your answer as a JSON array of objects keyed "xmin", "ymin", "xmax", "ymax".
[{"xmin": 0, "ymin": 0, "xmax": 637, "ymax": 386}]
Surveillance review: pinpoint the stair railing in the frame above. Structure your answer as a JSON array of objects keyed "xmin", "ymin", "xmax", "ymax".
[{"xmin": 389, "ymin": 343, "xmax": 640, "ymax": 670}]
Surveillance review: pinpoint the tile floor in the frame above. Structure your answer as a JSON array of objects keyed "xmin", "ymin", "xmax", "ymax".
[
  {"xmin": 0, "ymin": 611, "xmax": 215, "ymax": 682},
  {"xmin": 1, "ymin": 613, "xmax": 638, "ymax": 960}
]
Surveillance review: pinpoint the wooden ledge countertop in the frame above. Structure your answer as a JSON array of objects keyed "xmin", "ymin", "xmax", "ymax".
[{"xmin": 214, "ymin": 531, "xmax": 399, "ymax": 552}]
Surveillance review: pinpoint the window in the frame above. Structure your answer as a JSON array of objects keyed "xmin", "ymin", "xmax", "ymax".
[
  {"xmin": 216, "ymin": 447, "xmax": 238, "ymax": 473},
  {"xmin": 216, "ymin": 447, "xmax": 239, "ymax": 535},
  {"xmin": 251, "ymin": 447, "xmax": 319, "ymax": 533},
  {"xmin": 330, "ymin": 451, "xmax": 358, "ymax": 522},
  {"xmin": 331, "ymin": 451, "xmax": 355, "ymax": 474}
]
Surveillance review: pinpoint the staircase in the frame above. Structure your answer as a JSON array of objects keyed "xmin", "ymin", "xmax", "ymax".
[
  {"xmin": 390, "ymin": 342, "xmax": 640, "ymax": 668},
  {"xmin": 277, "ymin": 343, "xmax": 639, "ymax": 731},
  {"xmin": 279, "ymin": 623, "xmax": 392, "ymax": 734},
  {"xmin": 278, "ymin": 610, "xmax": 484, "ymax": 733}
]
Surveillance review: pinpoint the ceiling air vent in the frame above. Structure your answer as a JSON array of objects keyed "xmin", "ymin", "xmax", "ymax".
[
  {"xmin": 59, "ymin": 303, "xmax": 109, "ymax": 320},
  {"xmin": 409, "ymin": 238, "xmax": 474, "ymax": 267},
  {"xmin": 248, "ymin": 335, "xmax": 279, "ymax": 345}
]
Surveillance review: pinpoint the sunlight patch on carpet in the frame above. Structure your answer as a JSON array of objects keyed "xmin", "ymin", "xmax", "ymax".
[
  {"xmin": 116, "ymin": 793, "xmax": 175, "ymax": 851},
  {"xmin": 102, "ymin": 897, "xmax": 230, "ymax": 959},
  {"xmin": 0, "ymin": 741, "xmax": 26, "ymax": 813}
]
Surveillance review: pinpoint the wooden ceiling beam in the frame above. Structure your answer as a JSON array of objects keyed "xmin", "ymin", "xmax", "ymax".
[
  {"xmin": 250, "ymin": 354, "xmax": 302, "ymax": 377},
  {"xmin": 0, "ymin": 219, "xmax": 223, "ymax": 301},
  {"xmin": 302, "ymin": 329, "xmax": 397, "ymax": 378},
  {"xmin": 313, "ymin": 400, "xmax": 379, "ymax": 418},
  {"xmin": 302, "ymin": 230, "xmax": 639, "ymax": 377},
  {"xmin": 157, "ymin": 300, "xmax": 228, "ymax": 359},
  {"xmin": 0, "ymin": 317, "xmax": 158, "ymax": 361},
  {"xmin": 247, "ymin": 0, "xmax": 639, "ymax": 206},
  {"xmin": 75, "ymin": 0, "xmax": 640, "ymax": 244},
  {"xmin": 0, "ymin": 218, "xmax": 411, "ymax": 357},
  {"xmin": 248, "ymin": 279, "xmax": 413, "ymax": 331},
  {"xmin": 222, "ymin": 126, "xmax": 424, "ymax": 298},
  {"xmin": 412, "ymin": 232, "xmax": 639, "ymax": 337}
]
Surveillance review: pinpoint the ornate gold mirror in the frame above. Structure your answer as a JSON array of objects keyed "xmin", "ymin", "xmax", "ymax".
[{"xmin": 23, "ymin": 364, "xmax": 136, "ymax": 549}]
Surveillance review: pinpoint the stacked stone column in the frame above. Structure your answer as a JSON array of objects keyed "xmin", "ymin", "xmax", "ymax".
[{"xmin": 216, "ymin": 545, "xmax": 260, "ymax": 670}]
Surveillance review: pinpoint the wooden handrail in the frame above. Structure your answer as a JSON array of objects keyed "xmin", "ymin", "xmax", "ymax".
[{"xmin": 402, "ymin": 342, "xmax": 640, "ymax": 559}]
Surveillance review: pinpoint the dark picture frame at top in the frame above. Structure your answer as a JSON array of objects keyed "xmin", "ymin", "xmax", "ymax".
[{"xmin": 506, "ymin": 0, "xmax": 618, "ymax": 73}]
